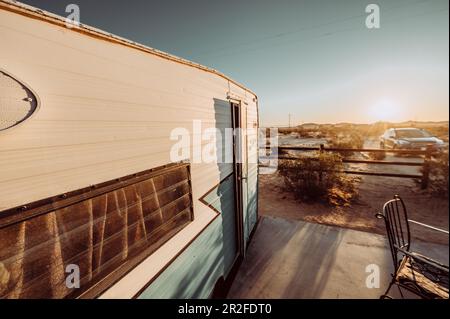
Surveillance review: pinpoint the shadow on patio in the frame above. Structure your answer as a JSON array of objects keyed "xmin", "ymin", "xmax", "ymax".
[{"xmin": 228, "ymin": 216, "xmax": 449, "ymax": 299}]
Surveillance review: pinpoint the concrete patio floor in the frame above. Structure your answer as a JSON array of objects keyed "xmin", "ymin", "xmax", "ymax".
[{"xmin": 228, "ymin": 216, "xmax": 449, "ymax": 299}]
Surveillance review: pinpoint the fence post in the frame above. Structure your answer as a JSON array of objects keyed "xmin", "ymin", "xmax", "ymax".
[
  {"xmin": 421, "ymin": 145, "xmax": 432, "ymax": 189},
  {"xmin": 319, "ymin": 144, "xmax": 324, "ymax": 182}
]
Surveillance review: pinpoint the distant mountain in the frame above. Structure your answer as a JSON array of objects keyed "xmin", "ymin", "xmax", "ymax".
[{"xmin": 271, "ymin": 120, "xmax": 448, "ymax": 129}]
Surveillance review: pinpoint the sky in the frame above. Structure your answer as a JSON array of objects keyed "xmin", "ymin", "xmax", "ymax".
[{"xmin": 20, "ymin": 0, "xmax": 449, "ymax": 126}]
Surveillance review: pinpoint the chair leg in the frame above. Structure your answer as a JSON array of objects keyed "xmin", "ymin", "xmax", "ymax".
[
  {"xmin": 397, "ymin": 284, "xmax": 405, "ymax": 298},
  {"xmin": 380, "ymin": 278, "xmax": 395, "ymax": 299}
]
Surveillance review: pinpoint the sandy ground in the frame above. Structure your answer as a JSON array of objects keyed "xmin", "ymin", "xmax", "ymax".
[{"xmin": 258, "ymin": 171, "xmax": 449, "ymax": 245}]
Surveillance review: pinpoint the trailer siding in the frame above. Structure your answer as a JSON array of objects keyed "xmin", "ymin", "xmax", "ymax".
[
  {"xmin": 0, "ymin": 2, "xmax": 258, "ymax": 299},
  {"xmin": 246, "ymin": 102, "xmax": 259, "ymax": 241},
  {"xmin": 138, "ymin": 175, "xmax": 237, "ymax": 298}
]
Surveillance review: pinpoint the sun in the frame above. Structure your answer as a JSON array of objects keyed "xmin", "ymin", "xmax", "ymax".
[{"xmin": 369, "ymin": 99, "xmax": 402, "ymax": 122}]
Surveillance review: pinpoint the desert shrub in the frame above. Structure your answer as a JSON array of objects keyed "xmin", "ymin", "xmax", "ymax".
[
  {"xmin": 278, "ymin": 152, "xmax": 359, "ymax": 206},
  {"xmin": 426, "ymin": 152, "xmax": 449, "ymax": 197},
  {"xmin": 301, "ymin": 130, "xmax": 317, "ymax": 138},
  {"xmin": 423, "ymin": 126, "xmax": 449, "ymax": 142},
  {"xmin": 369, "ymin": 151, "xmax": 386, "ymax": 160},
  {"xmin": 330, "ymin": 140, "xmax": 355, "ymax": 157},
  {"xmin": 278, "ymin": 127, "xmax": 302, "ymax": 135},
  {"xmin": 329, "ymin": 133, "xmax": 364, "ymax": 157}
]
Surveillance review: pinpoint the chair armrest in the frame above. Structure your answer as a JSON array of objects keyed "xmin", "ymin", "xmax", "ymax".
[
  {"xmin": 408, "ymin": 219, "xmax": 449, "ymax": 235},
  {"xmin": 397, "ymin": 247, "xmax": 449, "ymax": 273}
]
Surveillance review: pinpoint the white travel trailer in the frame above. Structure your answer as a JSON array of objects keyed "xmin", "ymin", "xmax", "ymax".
[{"xmin": 0, "ymin": 0, "xmax": 258, "ymax": 298}]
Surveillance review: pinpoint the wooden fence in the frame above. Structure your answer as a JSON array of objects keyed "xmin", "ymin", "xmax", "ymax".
[{"xmin": 261, "ymin": 144, "xmax": 437, "ymax": 189}]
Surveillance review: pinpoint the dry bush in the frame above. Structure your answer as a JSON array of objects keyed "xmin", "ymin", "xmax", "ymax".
[
  {"xmin": 278, "ymin": 127, "xmax": 302, "ymax": 135},
  {"xmin": 278, "ymin": 152, "xmax": 359, "ymax": 206},
  {"xmin": 426, "ymin": 152, "xmax": 449, "ymax": 197},
  {"xmin": 425, "ymin": 126, "xmax": 449, "ymax": 142},
  {"xmin": 329, "ymin": 133, "xmax": 364, "ymax": 158},
  {"xmin": 369, "ymin": 151, "xmax": 386, "ymax": 160}
]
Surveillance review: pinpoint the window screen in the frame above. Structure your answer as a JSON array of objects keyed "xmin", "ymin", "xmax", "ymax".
[{"xmin": 0, "ymin": 163, "xmax": 193, "ymax": 299}]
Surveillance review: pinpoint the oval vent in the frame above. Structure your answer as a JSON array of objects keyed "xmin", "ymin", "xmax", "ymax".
[{"xmin": 0, "ymin": 70, "xmax": 37, "ymax": 131}]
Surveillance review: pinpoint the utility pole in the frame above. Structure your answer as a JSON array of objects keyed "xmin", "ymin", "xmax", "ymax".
[{"xmin": 288, "ymin": 113, "xmax": 292, "ymax": 128}]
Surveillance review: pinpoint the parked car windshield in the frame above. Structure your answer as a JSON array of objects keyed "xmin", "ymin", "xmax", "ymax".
[{"xmin": 395, "ymin": 129, "xmax": 433, "ymax": 138}]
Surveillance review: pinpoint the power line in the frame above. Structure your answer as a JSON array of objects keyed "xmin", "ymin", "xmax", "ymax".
[
  {"xmin": 195, "ymin": 12, "xmax": 368, "ymax": 57},
  {"xmin": 196, "ymin": 0, "xmax": 431, "ymax": 58},
  {"xmin": 197, "ymin": 4, "xmax": 447, "ymax": 60},
  {"xmin": 194, "ymin": 0, "xmax": 438, "ymax": 59}
]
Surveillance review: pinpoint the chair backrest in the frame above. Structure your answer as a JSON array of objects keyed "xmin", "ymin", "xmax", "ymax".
[{"xmin": 376, "ymin": 195, "xmax": 411, "ymax": 270}]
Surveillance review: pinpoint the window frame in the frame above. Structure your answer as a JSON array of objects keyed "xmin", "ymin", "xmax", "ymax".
[{"xmin": 0, "ymin": 161, "xmax": 194, "ymax": 299}]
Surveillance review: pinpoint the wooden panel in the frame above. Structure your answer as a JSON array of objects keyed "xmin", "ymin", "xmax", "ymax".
[{"xmin": 0, "ymin": 163, "xmax": 193, "ymax": 299}]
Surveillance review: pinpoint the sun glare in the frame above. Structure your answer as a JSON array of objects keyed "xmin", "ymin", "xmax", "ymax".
[{"xmin": 369, "ymin": 99, "xmax": 403, "ymax": 122}]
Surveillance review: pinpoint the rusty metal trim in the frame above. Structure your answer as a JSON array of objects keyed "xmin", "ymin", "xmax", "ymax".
[{"xmin": 0, "ymin": 161, "xmax": 190, "ymax": 229}]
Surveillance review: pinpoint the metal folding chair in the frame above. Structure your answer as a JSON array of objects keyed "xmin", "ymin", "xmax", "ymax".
[{"xmin": 376, "ymin": 195, "xmax": 449, "ymax": 299}]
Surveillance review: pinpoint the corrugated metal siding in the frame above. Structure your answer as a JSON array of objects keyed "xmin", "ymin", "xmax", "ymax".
[
  {"xmin": 140, "ymin": 174, "xmax": 238, "ymax": 298},
  {"xmin": 137, "ymin": 216, "xmax": 224, "ymax": 299},
  {"xmin": 138, "ymin": 98, "xmax": 238, "ymax": 298},
  {"xmin": 0, "ymin": 5, "xmax": 258, "ymax": 298},
  {"xmin": 0, "ymin": 8, "xmax": 235, "ymax": 211},
  {"xmin": 202, "ymin": 174, "xmax": 237, "ymax": 276},
  {"xmin": 246, "ymin": 101, "xmax": 259, "ymax": 241},
  {"xmin": 240, "ymin": 105, "xmax": 249, "ymax": 246},
  {"xmin": 213, "ymin": 98, "xmax": 234, "ymax": 180}
]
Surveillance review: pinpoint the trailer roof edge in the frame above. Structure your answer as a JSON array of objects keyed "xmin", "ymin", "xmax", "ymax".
[{"xmin": 0, "ymin": 0, "xmax": 257, "ymax": 98}]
